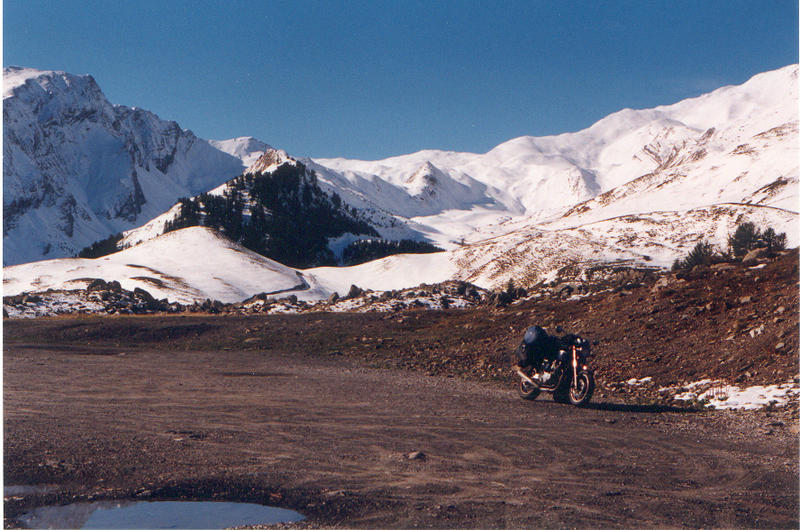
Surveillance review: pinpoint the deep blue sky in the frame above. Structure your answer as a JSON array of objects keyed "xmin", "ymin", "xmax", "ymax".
[{"xmin": 4, "ymin": 1, "xmax": 798, "ymax": 159}]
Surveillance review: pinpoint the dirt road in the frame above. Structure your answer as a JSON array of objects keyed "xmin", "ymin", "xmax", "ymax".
[{"xmin": 5, "ymin": 334, "xmax": 797, "ymax": 528}]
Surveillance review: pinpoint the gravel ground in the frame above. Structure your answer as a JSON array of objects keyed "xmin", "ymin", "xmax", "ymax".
[{"xmin": 4, "ymin": 334, "xmax": 798, "ymax": 529}]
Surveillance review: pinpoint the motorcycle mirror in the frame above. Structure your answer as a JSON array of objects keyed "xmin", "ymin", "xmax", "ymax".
[{"xmin": 555, "ymin": 325, "xmax": 564, "ymax": 333}]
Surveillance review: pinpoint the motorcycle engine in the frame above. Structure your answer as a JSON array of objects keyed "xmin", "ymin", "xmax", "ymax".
[{"xmin": 540, "ymin": 359, "xmax": 559, "ymax": 383}]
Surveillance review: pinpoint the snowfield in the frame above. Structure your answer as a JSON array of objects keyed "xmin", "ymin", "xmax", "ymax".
[
  {"xmin": 3, "ymin": 227, "xmax": 313, "ymax": 304},
  {"xmin": 305, "ymin": 252, "xmax": 458, "ymax": 296}
]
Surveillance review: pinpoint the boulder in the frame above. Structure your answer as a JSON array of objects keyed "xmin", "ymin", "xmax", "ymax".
[
  {"xmin": 742, "ymin": 247, "xmax": 768, "ymax": 263},
  {"xmin": 86, "ymin": 278, "xmax": 108, "ymax": 292},
  {"xmin": 133, "ymin": 287, "xmax": 156, "ymax": 304}
]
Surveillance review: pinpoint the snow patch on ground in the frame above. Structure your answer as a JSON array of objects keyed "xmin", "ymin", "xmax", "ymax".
[
  {"xmin": 625, "ymin": 377, "xmax": 653, "ymax": 386},
  {"xmin": 665, "ymin": 379, "xmax": 800, "ymax": 410}
]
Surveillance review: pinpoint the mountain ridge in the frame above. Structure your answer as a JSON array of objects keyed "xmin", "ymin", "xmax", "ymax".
[{"xmin": 3, "ymin": 64, "xmax": 797, "ymax": 303}]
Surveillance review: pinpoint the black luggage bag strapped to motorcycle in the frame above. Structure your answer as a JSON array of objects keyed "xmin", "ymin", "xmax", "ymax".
[{"xmin": 514, "ymin": 325, "xmax": 557, "ymax": 368}]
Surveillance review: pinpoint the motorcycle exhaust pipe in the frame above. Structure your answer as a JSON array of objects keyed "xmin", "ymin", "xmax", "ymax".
[{"xmin": 514, "ymin": 367, "xmax": 537, "ymax": 386}]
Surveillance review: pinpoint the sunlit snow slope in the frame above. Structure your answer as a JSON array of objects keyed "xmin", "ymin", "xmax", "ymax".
[
  {"xmin": 3, "ymin": 227, "xmax": 313, "ymax": 304},
  {"xmin": 313, "ymin": 65, "xmax": 797, "ymax": 235}
]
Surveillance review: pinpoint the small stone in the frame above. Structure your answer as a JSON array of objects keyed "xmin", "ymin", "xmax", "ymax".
[
  {"xmin": 407, "ymin": 451, "xmax": 426, "ymax": 461},
  {"xmin": 739, "ymin": 295, "xmax": 752, "ymax": 304},
  {"xmin": 775, "ymin": 342, "xmax": 785, "ymax": 350},
  {"xmin": 776, "ymin": 306, "xmax": 786, "ymax": 314}
]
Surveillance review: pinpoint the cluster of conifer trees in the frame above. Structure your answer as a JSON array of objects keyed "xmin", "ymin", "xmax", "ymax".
[
  {"xmin": 671, "ymin": 221, "xmax": 787, "ymax": 271},
  {"xmin": 77, "ymin": 232, "xmax": 123, "ymax": 258},
  {"xmin": 163, "ymin": 162, "xmax": 379, "ymax": 268},
  {"xmin": 340, "ymin": 238, "xmax": 443, "ymax": 266}
]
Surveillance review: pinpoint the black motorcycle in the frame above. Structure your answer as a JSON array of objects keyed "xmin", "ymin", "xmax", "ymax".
[{"xmin": 514, "ymin": 334, "xmax": 595, "ymax": 407}]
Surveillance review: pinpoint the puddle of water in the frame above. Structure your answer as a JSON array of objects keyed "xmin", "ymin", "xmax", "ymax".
[{"xmin": 18, "ymin": 500, "xmax": 305, "ymax": 529}]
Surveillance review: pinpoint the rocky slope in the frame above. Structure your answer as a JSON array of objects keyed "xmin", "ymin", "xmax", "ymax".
[{"xmin": 6, "ymin": 249, "xmax": 796, "ymax": 411}]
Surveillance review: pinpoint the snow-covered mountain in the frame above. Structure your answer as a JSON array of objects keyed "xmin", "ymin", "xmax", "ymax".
[
  {"xmin": 2, "ymin": 67, "xmax": 266, "ymax": 265},
  {"xmin": 4, "ymin": 64, "xmax": 798, "ymax": 305},
  {"xmin": 313, "ymin": 65, "xmax": 798, "ymax": 225},
  {"xmin": 117, "ymin": 148, "xmax": 429, "ymax": 266}
]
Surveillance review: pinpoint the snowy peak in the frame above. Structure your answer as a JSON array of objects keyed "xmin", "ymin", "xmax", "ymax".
[
  {"xmin": 3, "ymin": 66, "xmax": 103, "ymax": 102},
  {"xmin": 244, "ymin": 147, "xmax": 295, "ymax": 175},
  {"xmin": 400, "ymin": 161, "xmax": 493, "ymax": 214},
  {"xmin": 314, "ymin": 64, "xmax": 796, "ymax": 219},
  {"xmin": 209, "ymin": 136, "xmax": 273, "ymax": 167},
  {"xmin": 405, "ymin": 161, "xmax": 446, "ymax": 198}
]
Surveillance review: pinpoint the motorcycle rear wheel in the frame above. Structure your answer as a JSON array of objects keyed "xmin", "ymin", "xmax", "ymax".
[
  {"xmin": 568, "ymin": 371, "xmax": 595, "ymax": 407},
  {"xmin": 518, "ymin": 379, "xmax": 541, "ymax": 400}
]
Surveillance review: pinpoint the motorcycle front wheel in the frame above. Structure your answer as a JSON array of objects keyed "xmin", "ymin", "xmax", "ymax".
[
  {"xmin": 518, "ymin": 379, "xmax": 541, "ymax": 400},
  {"xmin": 568, "ymin": 371, "xmax": 595, "ymax": 407}
]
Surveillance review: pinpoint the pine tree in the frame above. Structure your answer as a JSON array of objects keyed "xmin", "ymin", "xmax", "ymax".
[
  {"xmin": 728, "ymin": 222, "xmax": 761, "ymax": 258},
  {"xmin": 761, "ymin": 227, "xmax": 787, "ymax": 254}
]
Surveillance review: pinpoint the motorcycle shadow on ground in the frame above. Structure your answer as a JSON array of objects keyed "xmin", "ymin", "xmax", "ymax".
[{"xmin": 581, "ymin": 401, "xmax": 698, "ymax": 414}]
